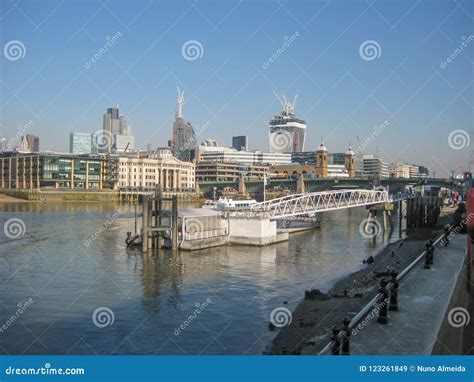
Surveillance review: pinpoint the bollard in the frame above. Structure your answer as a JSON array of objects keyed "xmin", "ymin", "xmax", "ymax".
[
  {"xmin": 330, "ymin": 326, "xmax": 341, "ymax": 355},
  {"xmin": 377, "ymin": 279, "xmax": 389, "ymax": 324},
  {"xmin": 341, "ymin": 318, "xmax": 351, "ymax": 355},
  {"xmin": 424, "ymin": 243, "xmax": 431, "ymax": 269},
  {"xmin": 389, "ymin": 271, "xmax": 399, "ymax": 311},
  {"xmin": 429, "ymin": 240, "xmax": 434, "ymax": 265}
]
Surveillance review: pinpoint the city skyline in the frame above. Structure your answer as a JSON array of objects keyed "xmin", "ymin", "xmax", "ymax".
[{"xmin": 1, "ymin": 0, "xmax": 473, "ymax": 176}]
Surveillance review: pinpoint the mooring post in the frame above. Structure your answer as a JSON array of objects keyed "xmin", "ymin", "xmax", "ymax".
[
  {"xmin": 389, "ymin": 271, "xmax": 399, "ymax": 311},
  {"xmin": 147, "ymin": 197, "xmax": 153, "ymax": 249},
  {"xmin": 398, "ymin": 200, "xmax": 402, "ymax": 238},
  {"xmin": 330, "ymin": 326, "xmax": 341, "ymax": 355},
  {"xmin": 172, "ymin": 195, "xmax": 178, "ymax": 251},
  {"xmin": 142, "ymin": 196, "xmax": 148, "ymax": 253},
  {"xmin": 157, "ymin": 187, "xmax": 163, "ymax": 249},
  {"xmin": 341, "ymin": 318, "xmax": 351, "ymax": 355},
  {"xmin": 377, "ymin": 279, "xmax": 389, "ymax": 324}
]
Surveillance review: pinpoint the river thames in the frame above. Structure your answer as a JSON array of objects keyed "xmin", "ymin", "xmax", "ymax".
[{"xmin": 0, "ymin": 201, "xmax": 401, "ymax": 355}]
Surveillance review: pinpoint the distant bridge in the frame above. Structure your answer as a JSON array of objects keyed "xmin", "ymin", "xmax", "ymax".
[{"xmin": 198, "ymin": 177, "xmax": 452, "ymax": 195}]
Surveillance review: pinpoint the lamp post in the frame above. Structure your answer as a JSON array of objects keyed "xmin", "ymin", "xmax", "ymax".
[{"xmin": 263, "ymin": 172, "xmax": 267, "ymax": 202}]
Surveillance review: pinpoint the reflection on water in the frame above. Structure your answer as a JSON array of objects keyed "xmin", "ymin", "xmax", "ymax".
[{"xmin": 0, "ymin": 202, "xmax": 400, "ymax": 354}]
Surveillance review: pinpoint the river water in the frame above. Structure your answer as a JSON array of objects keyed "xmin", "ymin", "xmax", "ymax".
[{"xmin": 0, "ymin": 201, "xmax": 402, "ymax": 355}]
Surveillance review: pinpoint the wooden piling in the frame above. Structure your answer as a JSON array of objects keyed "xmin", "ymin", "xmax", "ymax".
[
  {"xmin": 142, "ymin": 196, "xmax": 148, "ymax": 253},
  {"xmin": 172, "ymin": 195, "xmax": 178, "ymax": 251}
]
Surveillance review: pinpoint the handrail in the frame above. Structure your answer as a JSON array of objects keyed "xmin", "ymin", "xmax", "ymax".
[{"xmin": 317, "ymin": 225, "xmax": 453, "ymax": 355}]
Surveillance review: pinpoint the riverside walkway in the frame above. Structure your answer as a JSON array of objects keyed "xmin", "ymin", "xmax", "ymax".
[{"xmin": 350, "ymin": 234, "xmax": 471, "ymax": 355}]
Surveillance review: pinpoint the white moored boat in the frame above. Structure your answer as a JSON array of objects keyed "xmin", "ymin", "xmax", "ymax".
[
  {"xmin": 202, "ymin": 197, "xmax": 257, "ymax": 211},
  {"xmin": 215, "ymin": 197, "xmax": 258, "ymax": 211}
]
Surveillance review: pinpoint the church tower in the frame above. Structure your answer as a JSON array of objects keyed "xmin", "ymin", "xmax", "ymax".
[
  {"xmin": 345, "ymin": 144, "xmax": 356, "ymax": 178},
  {"xmin": 315, "ymin": 141, "xmax": 328, "ymax": 178}
]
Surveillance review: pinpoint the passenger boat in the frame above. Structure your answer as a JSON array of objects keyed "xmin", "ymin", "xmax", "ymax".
[
  {"xmin": 214, "ymin": 197, "xmax": 257, "ymax": 211},
  {"xmin": 202, "ymin": 197, "xmax": 257, "ymax": 211}
]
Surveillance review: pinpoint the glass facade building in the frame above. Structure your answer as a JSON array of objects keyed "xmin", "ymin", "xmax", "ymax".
[
  {"xmin": 70, "ymin": 132, "xmax": 95, "ymax": 154},
  {"xmin": 0, "ymin": 152, "xmax": 104, "ymax": 190}
]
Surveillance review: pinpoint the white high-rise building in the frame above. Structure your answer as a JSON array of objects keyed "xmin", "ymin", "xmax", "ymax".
[{"xmin": 269, "ymin": 93, "xmax": 306, "ymax": 153}]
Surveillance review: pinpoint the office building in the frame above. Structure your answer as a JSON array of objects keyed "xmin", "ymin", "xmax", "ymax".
[
  {"xmin": 70, "ymin": 132, "xmax": 95, "ymax": 154},
  {"xmin": 388, "ymin": 163, "xmax": 425, "ymax": 179},
  {"xmin": 196, "ymin": 161, "xmax": 268, "ymax": 182},
  {"xmin": 362, "ymin": 155, "xmax": 389, "ymax": 179},
  {"xmin": 20, "ymin": 134, "xmax": 39, "ymax": 152},
  {"xmin": 192, "ymin": 142, "xmax": 291, "ymax": 166},
  {"xmin": 0, "ymin": 152, "xmax": 104, "ymax": 190},
  {"xmin": 232, "ymin": 136, "xmax": 248, "ymax": 151},
  {"xmin": 102, "ymin": 107, "xmax": 135, "ymax": 153}
]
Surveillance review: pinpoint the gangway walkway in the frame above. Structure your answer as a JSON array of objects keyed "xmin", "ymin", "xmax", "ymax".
[{"xmin": 232, "ymin": 189, "xmax": 394, "ymax": 219}]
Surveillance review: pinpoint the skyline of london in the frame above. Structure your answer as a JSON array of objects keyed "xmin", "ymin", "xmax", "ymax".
[{"xmin": 1, "ymin": 0, "xmax": 473, "ymax": 176}]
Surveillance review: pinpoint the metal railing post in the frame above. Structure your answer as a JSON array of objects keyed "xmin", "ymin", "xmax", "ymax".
[
  {"xmin": 377, "ymin": 279, "xmax": 389, "ymax": 324},
  {"xmin": 341, "ymin": 318, "xmax": 351, "ymax": 355},
  {"xmin": 389, "ymin": 271, "xmax": 399, "ymax": 311},
  {"xmin": 330, "ymin": 326, "xmax": 341, "ymax": 355},
  {"xmin": 424, "ymin": 242, "xmax": 431, "ymax": 269}
]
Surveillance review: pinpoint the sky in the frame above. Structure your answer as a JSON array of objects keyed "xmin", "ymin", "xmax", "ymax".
[{"xmin": 0, "ymin": 0, "xmax": 473, "ymax": 176}]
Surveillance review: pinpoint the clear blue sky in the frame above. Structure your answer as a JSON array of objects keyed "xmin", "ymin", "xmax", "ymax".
[{"xmin": 1, "ymin": 0, "xmax": 473, "ymax": 176}]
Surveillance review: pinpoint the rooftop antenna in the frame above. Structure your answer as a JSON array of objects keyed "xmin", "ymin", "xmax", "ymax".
[{"xmin": 176, "ymin": 86, "xmax": 185, "ymax": 119}]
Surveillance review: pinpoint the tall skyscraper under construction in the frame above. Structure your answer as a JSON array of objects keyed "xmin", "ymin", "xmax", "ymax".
[
  {"xmin": 268, "ymin": 93, "xmax": 306, "ymax": 153},
  {"xmin": 171, "ymin": 87, "xmax": 196, "ymax": 161}
]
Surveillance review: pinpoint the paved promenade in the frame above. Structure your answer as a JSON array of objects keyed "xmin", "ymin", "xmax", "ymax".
[{"xmin": 351, "ymin": 235, "xmax": 470, "ymax": 355}]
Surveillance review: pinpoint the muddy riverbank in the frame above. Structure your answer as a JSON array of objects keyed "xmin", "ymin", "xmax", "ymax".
[{"xmin": 267, "ymin": 207, "xmax": 455, "ymax": 355}]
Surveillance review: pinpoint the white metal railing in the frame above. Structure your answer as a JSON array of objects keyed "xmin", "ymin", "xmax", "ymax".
[{"xmin": 239, "ymin": 189, "xmax": 391, "ymax": 219}]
